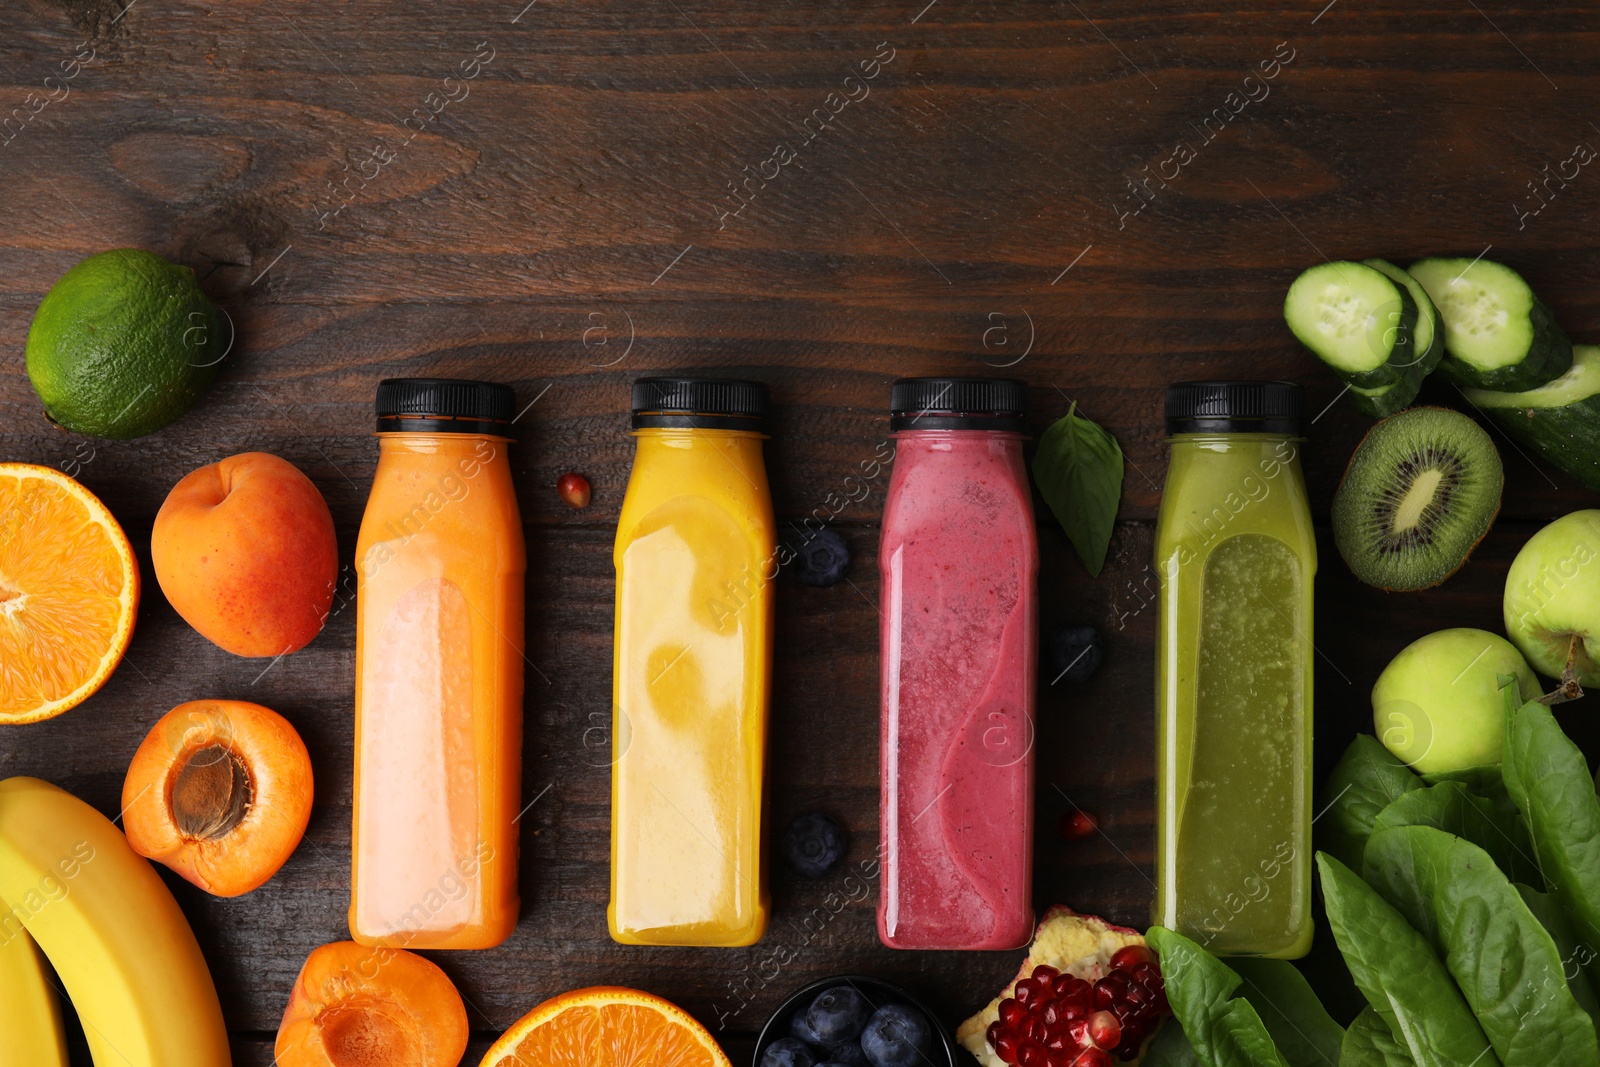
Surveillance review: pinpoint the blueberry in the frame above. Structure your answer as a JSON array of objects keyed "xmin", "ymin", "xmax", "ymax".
[
  {"xmin": 791, "ymin": 1009, "xmax": 827, "ymax": 1046},
  {"xmin": 762, "ymin": 1037, "xmax": 818, "ymax": 1067},
  {"xmin": 820, "ymin": 1043, "xmax": 869, "ymax": 1067},
  {"xmin": 783, "ymin": 812, "xmax": 846, "ymax": 879},
  {"xmin": 1044, "ymin": 624, "xmax": 1104, "ymax": 684},
  {"xmin": 804, "ymin": 985, "xmax": 873, "ymax": 1046},
  {"xmin": 789, "ymin": 528, "xmax": 851, "ymax": 587},
  {"xmin": 859, "ymin": 1004, "xmax": 932, "ymax": 1067}
]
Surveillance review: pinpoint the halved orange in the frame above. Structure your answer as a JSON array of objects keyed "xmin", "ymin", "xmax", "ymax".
[
  {"xmin": 480, "ymin": 987, "xmax": 732, "ymax": 1067},
  {"xmin": 0, "ymin": 463, "xmax": 139, "ymax": 723}
]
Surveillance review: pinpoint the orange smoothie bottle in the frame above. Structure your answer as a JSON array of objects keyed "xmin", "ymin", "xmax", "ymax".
[
  {"xmin": 609, "ymin": 377, "xmax": 774, "ymax": 946},
  {"xmin": 350, "ymin": 379, "xmax": 525, "ymax": 950}
]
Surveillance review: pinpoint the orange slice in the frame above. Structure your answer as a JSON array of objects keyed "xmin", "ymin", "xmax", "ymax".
[
  {"xmin": 0, "ymin": 464, "xmax": 138, "ymax": 723},
  {"xmin": 480, "ymin": 987, "xmax": 732, "ymax": 1067}
]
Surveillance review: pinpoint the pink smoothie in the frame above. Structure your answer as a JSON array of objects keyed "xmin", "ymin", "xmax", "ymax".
[{"xmin": 879, "ymin": 428, "xmax": 1037, "ymax": 950}]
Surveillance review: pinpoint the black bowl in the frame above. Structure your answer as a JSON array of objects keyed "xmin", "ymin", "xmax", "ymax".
[{"xmin": 753, "ymin": 973, "xmax": 961, "ymax": 1067}]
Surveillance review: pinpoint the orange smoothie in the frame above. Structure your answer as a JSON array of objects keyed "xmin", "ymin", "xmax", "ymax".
[
  {"xmin": 609, "ymin": 378, "xmax": 774, "ymax": 946},
  {"xmin": 350, "ymin": 379, "xmax": 525, "ymax": 950}
]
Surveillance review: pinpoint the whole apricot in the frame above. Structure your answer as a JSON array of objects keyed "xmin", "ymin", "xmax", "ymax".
[{"xmin": 153, "ymin": 452, "xmax": 337, "ymax": 657}]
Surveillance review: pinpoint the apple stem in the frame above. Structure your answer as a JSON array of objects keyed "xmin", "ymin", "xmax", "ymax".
[{"xmin": 1538, "ymin": 633, "xmax": 1586, "ymax": 706}]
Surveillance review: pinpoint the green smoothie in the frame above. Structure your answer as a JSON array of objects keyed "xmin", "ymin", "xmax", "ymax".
[{"xmin": 1155, "ymin": 383, "xmax": 1316, "ymax": 958}]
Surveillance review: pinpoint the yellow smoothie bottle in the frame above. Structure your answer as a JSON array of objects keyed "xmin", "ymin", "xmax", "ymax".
[
  {"xmin": 350, "ymin": 379, "xmax": 525, "ymax": 950},
  {"xmin": 1155, "ymin": 381, "xmax": 1315, "ymax": 958},
  {"xmin": 609, "ymin": 377, "xmax": 774, "ymax": 946}
]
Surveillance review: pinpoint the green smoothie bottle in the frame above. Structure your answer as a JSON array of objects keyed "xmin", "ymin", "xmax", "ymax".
[{"xmin": 1154, "ymin": 381, "xmax": 1315, "ymax": 958}]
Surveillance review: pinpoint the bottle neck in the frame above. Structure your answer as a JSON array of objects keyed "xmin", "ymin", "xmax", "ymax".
[{"xmin": 376, "ymin": 432, "xmax": 511, "ymax": 464}]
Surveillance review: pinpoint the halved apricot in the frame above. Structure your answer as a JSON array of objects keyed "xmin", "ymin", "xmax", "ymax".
[
  {"xmin": 276, "ymin": 941, "xmax": 469, "ymax": 1067},
  {"xmin": 122, "ymin": 698, "xmax": 313, "ymax": 897}
]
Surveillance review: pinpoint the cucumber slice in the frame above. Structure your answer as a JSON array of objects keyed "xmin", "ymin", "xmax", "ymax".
[
  {"xmin": 1344, "ymin": 260, "xmax": 1447, "ymax": 418},
  {"xmin": 1285, "ymin": 261, "xmax": 1417, "ymax": 390},
  {"xmin": 1465, "ymin": 344, "xmax": 1600, "ymax": 492},
  {"xmin": 1363, "ymin": 259, "xmax": 1443, "ymax": 375},
  {"xmin": 1409, "ymin": 257, "xmax": 1572, "ymax": 390}
]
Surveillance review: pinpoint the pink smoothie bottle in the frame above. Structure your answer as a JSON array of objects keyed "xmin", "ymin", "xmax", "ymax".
[{"xmin": 878, "ymin": 377, "xmax": 1037, "ymax": 951}]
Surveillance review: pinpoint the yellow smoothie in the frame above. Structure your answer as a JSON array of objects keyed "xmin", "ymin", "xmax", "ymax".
[{"xmin": 609, "ymin": 379, "xmax": 774, "ymax": 946}]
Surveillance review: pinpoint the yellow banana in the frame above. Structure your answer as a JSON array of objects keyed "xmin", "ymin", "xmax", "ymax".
[
  {"xmin": 0, "ymin": 927, "xmax": 68, "ymax": 1067},
  {"xmin": 0, "ymin": 777, "xmax": 230, "ymax": 1067}
]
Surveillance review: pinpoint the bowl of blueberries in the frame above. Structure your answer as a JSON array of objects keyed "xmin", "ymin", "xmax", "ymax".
[{"xmin": 755, "ymin": 974, "xmax": 960, "ymax": 1067}]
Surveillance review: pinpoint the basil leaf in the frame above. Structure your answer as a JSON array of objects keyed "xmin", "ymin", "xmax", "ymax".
[
  {"xmin": 1370, "ymin": 780, "xmax": 1539, "ymax": 886},
  {"xmin": 1339, "ymin": 1007, "xmax": 1414, "ymax": 1067},
  {"xmin": 1504, "ymin": 696, "xmax": 1600, "ymax": 963},
  {"xmin": 1315, "ymin": 852, "xmax": 1496, "ymax": 1067},
  {"xmin": 1516, "ymin": 882, "xmax": 1600, "ymax": 1030},
  {"xmin": 1363, "ymin": 825, "xmax": 1597, "ymax": 1066},
  {"xmin": 1227, "ymin": 958, "xmax": 1344, "ymax": 1067},
  {"xmin": 1146, "ymin": 926, "xmax": 1291, "ymax": 1067},
  {"xmin": 1319, "ymin": 736, "xmax": 1425, "ymax": 871},
  {"xmin": 1031, "ymin": 402, "xmax": 1123, "ymax": 576}
]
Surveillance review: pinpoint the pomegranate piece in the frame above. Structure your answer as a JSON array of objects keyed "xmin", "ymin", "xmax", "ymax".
[{"xmin": 960, "ymin": 906, "xmax": 1176, "ymax": 1066}]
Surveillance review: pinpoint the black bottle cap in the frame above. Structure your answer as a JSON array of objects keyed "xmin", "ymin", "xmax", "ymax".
[
  {"xmin": 631, "ymin": 377, "xmax": 769, "ymax": 431},
  {"xmin": 889, "ymin": 377, "xmax": 1028, "ymax": 432},
  {"xmin": 1165, "ymin": 380, "xmax": 1304, "ymax": 435},
  {"xmin": 376, "ymin": 378, "xmax": 517, "ymax": 434}
]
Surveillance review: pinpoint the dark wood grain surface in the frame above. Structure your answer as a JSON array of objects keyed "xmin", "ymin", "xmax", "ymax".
[{"xmin": 3, "ymin": 0, "xmax": 1600, "ymax": 1061}]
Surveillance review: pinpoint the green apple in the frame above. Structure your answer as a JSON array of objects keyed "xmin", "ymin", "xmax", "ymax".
[
  {"xmin": 1372, "ymin": 627, "xmax": 1538, "ymax": 773},
  {"xmin": 1504, "ymin": 509, "xmax": 1600, "ymax": 686}
]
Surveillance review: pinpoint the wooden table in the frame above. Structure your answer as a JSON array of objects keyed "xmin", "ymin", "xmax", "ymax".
[{"xmin": 3, "ymin": 0, "xmax": 1599, "ymax": 1061}]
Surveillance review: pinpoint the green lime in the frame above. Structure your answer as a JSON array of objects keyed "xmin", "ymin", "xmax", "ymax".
[{"xmin": 26, "ymin": 248, "xmax": 228, "ymax": 439}]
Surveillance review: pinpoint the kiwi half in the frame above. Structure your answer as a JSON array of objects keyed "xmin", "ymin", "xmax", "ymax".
[{"xmin": 1332, "ymin": 406, "xmax": 1503, "ymax": 591}]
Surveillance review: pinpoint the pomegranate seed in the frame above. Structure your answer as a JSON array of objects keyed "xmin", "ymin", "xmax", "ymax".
[
  {"xmin": 1051, "ymin": 974, "xmax": 1077, "ymax": 997},
  {"xmin": 1110, "ymin": 945, "xmax": 1155, "ymax": 971},
  {"xmin": 1073, "ymin": 1049, "xmax": 1113, "ymax": 1067},
  {"xmin": 1093, "ymin": 979, "xmax": 1116, "ymax": 1010},
  {"xmin": 557, "ymin": 472, "xmax": 591, "ymax": 508},
  {"xmin": 1015, "ymin": 978, "xmax": 1040, "ymax": 1006},
  {"xmin": 1117, "ymin": 1045, "xmax": 1141, "ymax": 1062},
  {"xmin": 1067, "ymin": 1019, "xmax": 1090, "ymax": 1044},
  {"xmin": 1087, "ymin": 1010, "xmax": 1121, "ymax": 1050},
  {"xmin": 1058, "ymin": 989, "xmax": 1092, "ymax": 1020},
  {"xmin": 1018, "ymin": 1040, "xmax": 1048, "ymax": 1067},
  {"xmin": 988, "ymin": 1021, "xmax": 1006, "ymax": 1047},
  {"xmin": 1024, "ymin": 1016, "xmax": 1047, "ymax": 1042},
  {"xmin": 1058, "ymin": 808, "xmax": 1099, "ymax": 840},
  {"xmin": 1042, "ymin": 1002, "xmax": 1063, "ymax": 1027},
  {"xmin": 1033, "ymin": 964, "xmax": 1061, "ymax": 982},
  {"xmin": 1124, "ymin": 984, "xmax": 1150, "ymax": 1008},
  {"xmin": 1046, "ymin": 1049, "xmax": 1080, "ymax": 1067},
  {"xmin": 995, "ymin": 1032, "xmax": 1021, "ymax": 1063},
  {"xmin": 1130, "ymin": 961, "xmax": 1160, "ymax": 985},
  {"xmin": 1000, "ymin": 999, "xmax": 1028, "ymax": 1027}
]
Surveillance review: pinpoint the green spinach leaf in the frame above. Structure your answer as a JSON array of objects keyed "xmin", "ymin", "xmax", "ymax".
[
  {"xmin": 1315, "ymin": 852, "xmax": 1496, "ymax": 1067},
  {"xmin": 1362, "ymin": 825, "xmax": 1597, "ymax": 1066},
  {"xmin": 1369, "ymin": 780, "xmax": 1539, "ymax": 886},
  {"xmin": 1338, "ymin": 1008, "xmax": 1414, "ymax": 1067},
  {"xmin": 1146, "ymin": 926, "xmax": 1291, "ymax": 1067},
  {"xmin": 1227, "ymin": 959, "xmax": 1343, "ymax": 1067},
  {"xmin": 1420, "ymin": 764, "xmax": 1513, "ymax": 810},
  {"xmin": 1517, "ymin": 883, "xmax": 1600, "ymax": 1030},
  {"xmin": 1031, "ymin": 402, "xmax": 1123, "ymax": 576},
  {"xmin": 1504, "ymin": 696, "xmax": 1600, "ymax": 962},
  {"xmin": 1319, "ymin": 736, "xmax": 1425, "ymax": 871}
]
